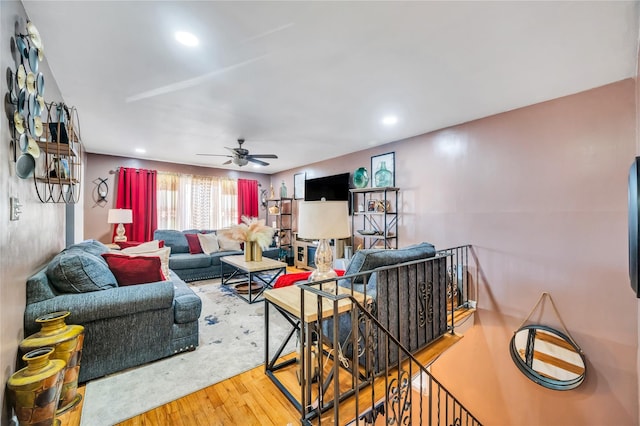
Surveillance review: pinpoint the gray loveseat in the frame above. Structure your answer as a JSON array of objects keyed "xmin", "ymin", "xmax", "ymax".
[
  {"xmin": 25, "ymin": 240, "xmax": 202, "ymax": 383},
  {"xmin": 154, "ymin": 229, "xmax": 280, "ymax": 282},
  {"xmin": 321, "ymin": 242, "xmax": 443, "ymax": 371}
]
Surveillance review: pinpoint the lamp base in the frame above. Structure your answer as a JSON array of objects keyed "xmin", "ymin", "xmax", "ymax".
[
  {"xmin": 308, "ymin": 268, "xmax": 338, "ymax": 282},
  {"xmin": 308, "ymin": 238, "xmax": 338, "ymax": 284},
  {"xmin": 113, "ymin": 223, "xmax": 127, "ymax": 242}
]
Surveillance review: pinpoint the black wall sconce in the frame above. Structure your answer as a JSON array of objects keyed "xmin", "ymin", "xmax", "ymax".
[{"xmin": 94, "ymin": 177, "xmax": 108, "ymax": 205}]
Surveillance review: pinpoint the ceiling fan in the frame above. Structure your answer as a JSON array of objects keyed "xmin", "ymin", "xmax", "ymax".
[{"xmin": 197, "ymin": 139, "xmax": 278, "ymax": 167}]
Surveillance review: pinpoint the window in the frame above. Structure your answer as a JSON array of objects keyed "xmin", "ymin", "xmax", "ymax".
[{"xmin": 157, "ymin": 172, "xmax": 237, "ymax": 230}]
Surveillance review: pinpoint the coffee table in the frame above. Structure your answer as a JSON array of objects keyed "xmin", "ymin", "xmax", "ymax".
[{"xmin": 220, "ymin": 255, "xmax": 287, "ymax": 304}]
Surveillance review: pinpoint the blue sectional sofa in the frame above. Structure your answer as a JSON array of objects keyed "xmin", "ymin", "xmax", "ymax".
[
  {"xmin": 154, "ymin": 229, "xmax": 280, "ymax": 282},
  {"xmin": 24, "ymin": 240, "xmax": 202, "ymax": 383}
]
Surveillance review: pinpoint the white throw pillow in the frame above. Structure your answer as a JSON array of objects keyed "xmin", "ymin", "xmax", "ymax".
[
  {"xmin": 120, "ymin": 240, "xmax": 160, "ymax": 254},
  {"xmin": 121, "ymin": 245, "xmax": 171, "ymax": 280},
  {"xmin": 217, "ymin": 233, "xmax": 242, "ymax": 251},
  {"xmin": 197, "ymin": 233, "xmax": 220, "ymax": 255}
]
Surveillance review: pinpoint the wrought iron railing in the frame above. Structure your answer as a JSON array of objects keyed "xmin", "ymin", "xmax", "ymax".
[{"xmin": 289, "ymin": 245, "xmax": 480, "ymax": 425}]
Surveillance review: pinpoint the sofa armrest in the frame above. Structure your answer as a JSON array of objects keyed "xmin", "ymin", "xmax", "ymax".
[{"xmin": 24, "ymin": 280, "xmax": 175, "ymax": 334}]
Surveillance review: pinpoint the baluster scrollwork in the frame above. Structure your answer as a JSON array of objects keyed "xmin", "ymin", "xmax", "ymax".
[{"xmin": 386, "ymin": 370, "xmax": 411, "ymax": 425}]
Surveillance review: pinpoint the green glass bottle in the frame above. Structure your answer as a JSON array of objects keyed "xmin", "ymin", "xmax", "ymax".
[{"xmin": 374, "ymin": 161, "xmax": 392, "ymax": 187}]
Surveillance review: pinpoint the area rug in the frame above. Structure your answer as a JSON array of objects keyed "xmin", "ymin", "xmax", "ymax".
[{"xmin": 80, "ymin": 279, "xmax": 297, "ymax": 425}]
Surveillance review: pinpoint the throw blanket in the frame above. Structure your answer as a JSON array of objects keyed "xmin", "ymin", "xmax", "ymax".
[{"xmin": 274, "ymin": 270, "xmax": 345, "ymax": 288}]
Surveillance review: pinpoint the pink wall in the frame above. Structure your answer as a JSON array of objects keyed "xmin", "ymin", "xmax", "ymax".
[
  {"xmin": 273, "ymin": 80, "xmax": 638, "ymax": 424},
  {"xmin": 83, "ymin": 154, "xmax": 272, "ymax": 243}
]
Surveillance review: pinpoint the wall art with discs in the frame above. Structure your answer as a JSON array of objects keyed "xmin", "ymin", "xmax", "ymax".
[
  {"xmin": 6, "ymin": 19, "xmax": 83, "ymax": 203},
  {"xmin": 7, "ymin": 20, "xmax": 45, "ymax": 180}
]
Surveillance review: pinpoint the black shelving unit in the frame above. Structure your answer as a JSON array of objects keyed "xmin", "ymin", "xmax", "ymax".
[
  {"xmin": 350, "ymin": 187, "xmax": 399, "ymax": 249},
  {"xmin": 267, "ymin": 198, "xmax": 293, "ymax": 257}
]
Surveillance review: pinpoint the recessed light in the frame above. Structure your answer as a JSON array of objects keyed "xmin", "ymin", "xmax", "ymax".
[
  {"xmin": 252, "ymin": 164, "xmax": 262, "ymax": 169},
  {"xmin": 175, "ymin": 31, "xmax": 199, "ymax": 47},
  {"xmin": 135, "ymin": 148, "xmax": 146, "ymax": 154},
  {"xmin": 382, "ymin": 115, "xmax": 398, "ymax": 126}
]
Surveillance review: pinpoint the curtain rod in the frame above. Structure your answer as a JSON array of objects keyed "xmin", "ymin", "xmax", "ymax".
[{"xmin": 109, "ymin": 167, "xmax": 156, "ymax": 174}]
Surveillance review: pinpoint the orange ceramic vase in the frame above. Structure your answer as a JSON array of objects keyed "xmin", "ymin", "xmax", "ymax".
[
  {"xmin": 20, "ymin": 311, "xmax": 85, "ymax": 414},
  {"xmin": 7, "ymin": 347, "xmax": 65, "ymax": 426}
]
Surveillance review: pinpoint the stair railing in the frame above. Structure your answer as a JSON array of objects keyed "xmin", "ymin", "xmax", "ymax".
[{"xmin": 295, "ymin": 245, "xmax": 480, "ymax": 425}]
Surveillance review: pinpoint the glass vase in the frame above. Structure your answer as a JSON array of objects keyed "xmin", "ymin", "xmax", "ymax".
[
  {"xmin": 7, "ymin": 347, "xmax": 66, "ymax": 426},
  {"xmin": 374, "ymin": 161, "xmax": 393, "ymax": 187},
  {"xmin": 19, "ymin": 311, "xmax": 85, "ymax": 414},
  {"xmin": 352, "ymin": 167, "xmax": 369, "ymax": 188}
]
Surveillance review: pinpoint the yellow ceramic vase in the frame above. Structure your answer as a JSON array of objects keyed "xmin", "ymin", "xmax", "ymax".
[
  {"xmin": 253, "ymin": 243, "xmax": 263, "ymax": 262},
  {"xmin": 244, "ymin": 241, "xmax": 254, "ymax": 261},
  {"xmin": 20, "ymin": 311, "xmax": 85, "ymax": 414},
  {"xmin": 7, "ymin": 347, "xmax": 65, "ymax": 426}
]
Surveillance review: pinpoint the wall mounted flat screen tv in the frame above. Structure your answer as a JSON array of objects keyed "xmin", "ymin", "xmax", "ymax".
[{"xmin": 304, "ymin": 172, "xmax": 350, "ymax": 202}]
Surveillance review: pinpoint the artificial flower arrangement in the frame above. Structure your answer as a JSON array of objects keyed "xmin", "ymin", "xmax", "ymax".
[{"xmin": 219, "ymin": 216, "xmax": 275, "ymax": 249}]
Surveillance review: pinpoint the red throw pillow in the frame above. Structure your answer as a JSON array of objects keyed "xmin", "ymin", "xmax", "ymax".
[
  {"xmin": 101, "ymin": 253, "xmax": 165, "ymax": 286},
  {"xmin": 184, "ymin": 234, "xmax": 203, "ymax": 254}
]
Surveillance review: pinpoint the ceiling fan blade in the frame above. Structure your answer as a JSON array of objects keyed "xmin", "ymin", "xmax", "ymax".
[
  {"xmin": 247, "ymin": 158, "xmax": 269, "ymax": 166},
  {"xmin": 196, "ymin": 154, "xmax": 233, "ymax": 157},
  {"xmin": 247, "ymin": 154, "xmax": 278, "ymax": 159},
  {"xmin": 224, "ymin": 147, "xmax": 239, "ymax": 154},
  {"xmin": 222, "ymin": 159, "xmax": 233, "ymax": 165}
]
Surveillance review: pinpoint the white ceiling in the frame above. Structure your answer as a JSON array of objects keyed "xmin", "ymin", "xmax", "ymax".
[{"xmin": 22, "ymin": 1, "xmax": 639, "ymax": 174}]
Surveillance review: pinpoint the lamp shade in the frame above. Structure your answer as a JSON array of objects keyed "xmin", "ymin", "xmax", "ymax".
[
  {"xmin": 107, "ymin": 209, "xmax": 133, "ymax": 224},
  {"xmin": 297, "ymin": 201, "xmax": 350, "ymax": 240}
]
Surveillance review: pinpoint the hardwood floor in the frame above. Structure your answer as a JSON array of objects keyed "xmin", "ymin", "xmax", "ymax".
[{"xmin": 113, "ymin": 333, "xmax": 463, "ymax": 426}]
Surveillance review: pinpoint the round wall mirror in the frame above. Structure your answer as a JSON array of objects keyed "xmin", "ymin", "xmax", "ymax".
[{"xmin": 510, "ymin": 324, "xmax": 586, "ymax": 390}]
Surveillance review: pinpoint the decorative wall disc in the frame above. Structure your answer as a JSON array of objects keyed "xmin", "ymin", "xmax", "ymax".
[{"xmin": 26, "ymin": 21, "xmax": 43, "ymax": 50}]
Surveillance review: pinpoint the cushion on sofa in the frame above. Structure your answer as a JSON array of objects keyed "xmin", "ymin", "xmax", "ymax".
[
  {"xmin": 197, "ymin": 233, "xmax": 220, "ymax": 254},
  {"xmin": 154, "ymin": 230, "xmax": 190, "ymax": 253},
  {"xmin": 344, "ymin": 242, "xmax": 437, "ymax": 284},
  {"xmin": 66, "ymin": 239, "xmax": 110, "ymax": 259},
  {"xmin": 102, "ymin": 253, "xmax": 165, "ymax": 286},
  {"xmin": 217, "ymin": 233, "xmax": 242, "ymax": 251},
  {"xmin": 46, "ymin": 251, "xmax": 118, "ymax": 293},
  {"xmin": 115, "ymin": 240, "xmax": 165, "ymax": 249},
  {"xmin": 185, "ymin": 234, "xmax": 204, "ymax": 254},
  {"xmin": 119, "ymin": 240, "xmax": 162, "ymax": 253},
  {"xmin": 169, "ymin": 253, "xmax": 212, "ymax": 270},
  {"xmin": 119, "ymin": 245, "xmax": 171, "ymax": 280}
]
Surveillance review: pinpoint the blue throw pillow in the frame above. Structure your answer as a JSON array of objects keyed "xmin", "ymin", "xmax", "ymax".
[{"xmin": 46, "ymin": 251, "xmax": 117, "ymax": 293}]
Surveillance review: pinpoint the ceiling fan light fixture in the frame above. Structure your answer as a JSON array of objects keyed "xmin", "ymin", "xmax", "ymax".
[
  {"xmin": 232, "ymin": 157, "xmax": 249, "ymax": 167},
  {"xmin": 175, "ymin": 31, "xmax": 199, "ymax": 47}
]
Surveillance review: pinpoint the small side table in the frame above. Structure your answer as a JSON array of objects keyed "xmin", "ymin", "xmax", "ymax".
[
  {"xmin": 221, "ymin": 255, "xmax": 287, "ymax": 303},
  {"xmin": 264, "ymin": 284, "xmax": 369, "ymax": 420}
]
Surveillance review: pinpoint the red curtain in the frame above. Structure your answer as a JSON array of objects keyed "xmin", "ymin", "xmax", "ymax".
[
  {"xmin": 237, "ymin": 179, "xmax": 259, "ymax": 222},
  {"xmin": 114, "ymin": 167, "xmax": 158, "ymax": 242}
]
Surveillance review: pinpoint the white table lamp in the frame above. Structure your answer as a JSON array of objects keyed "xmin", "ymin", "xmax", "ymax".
[
  {"xmin": 297, "ymin": 200, "xmax": 350, "ymax": 282},
  {"xmin": 108, "ymin": 209, "xmax": 133, "ymax": 242}
]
